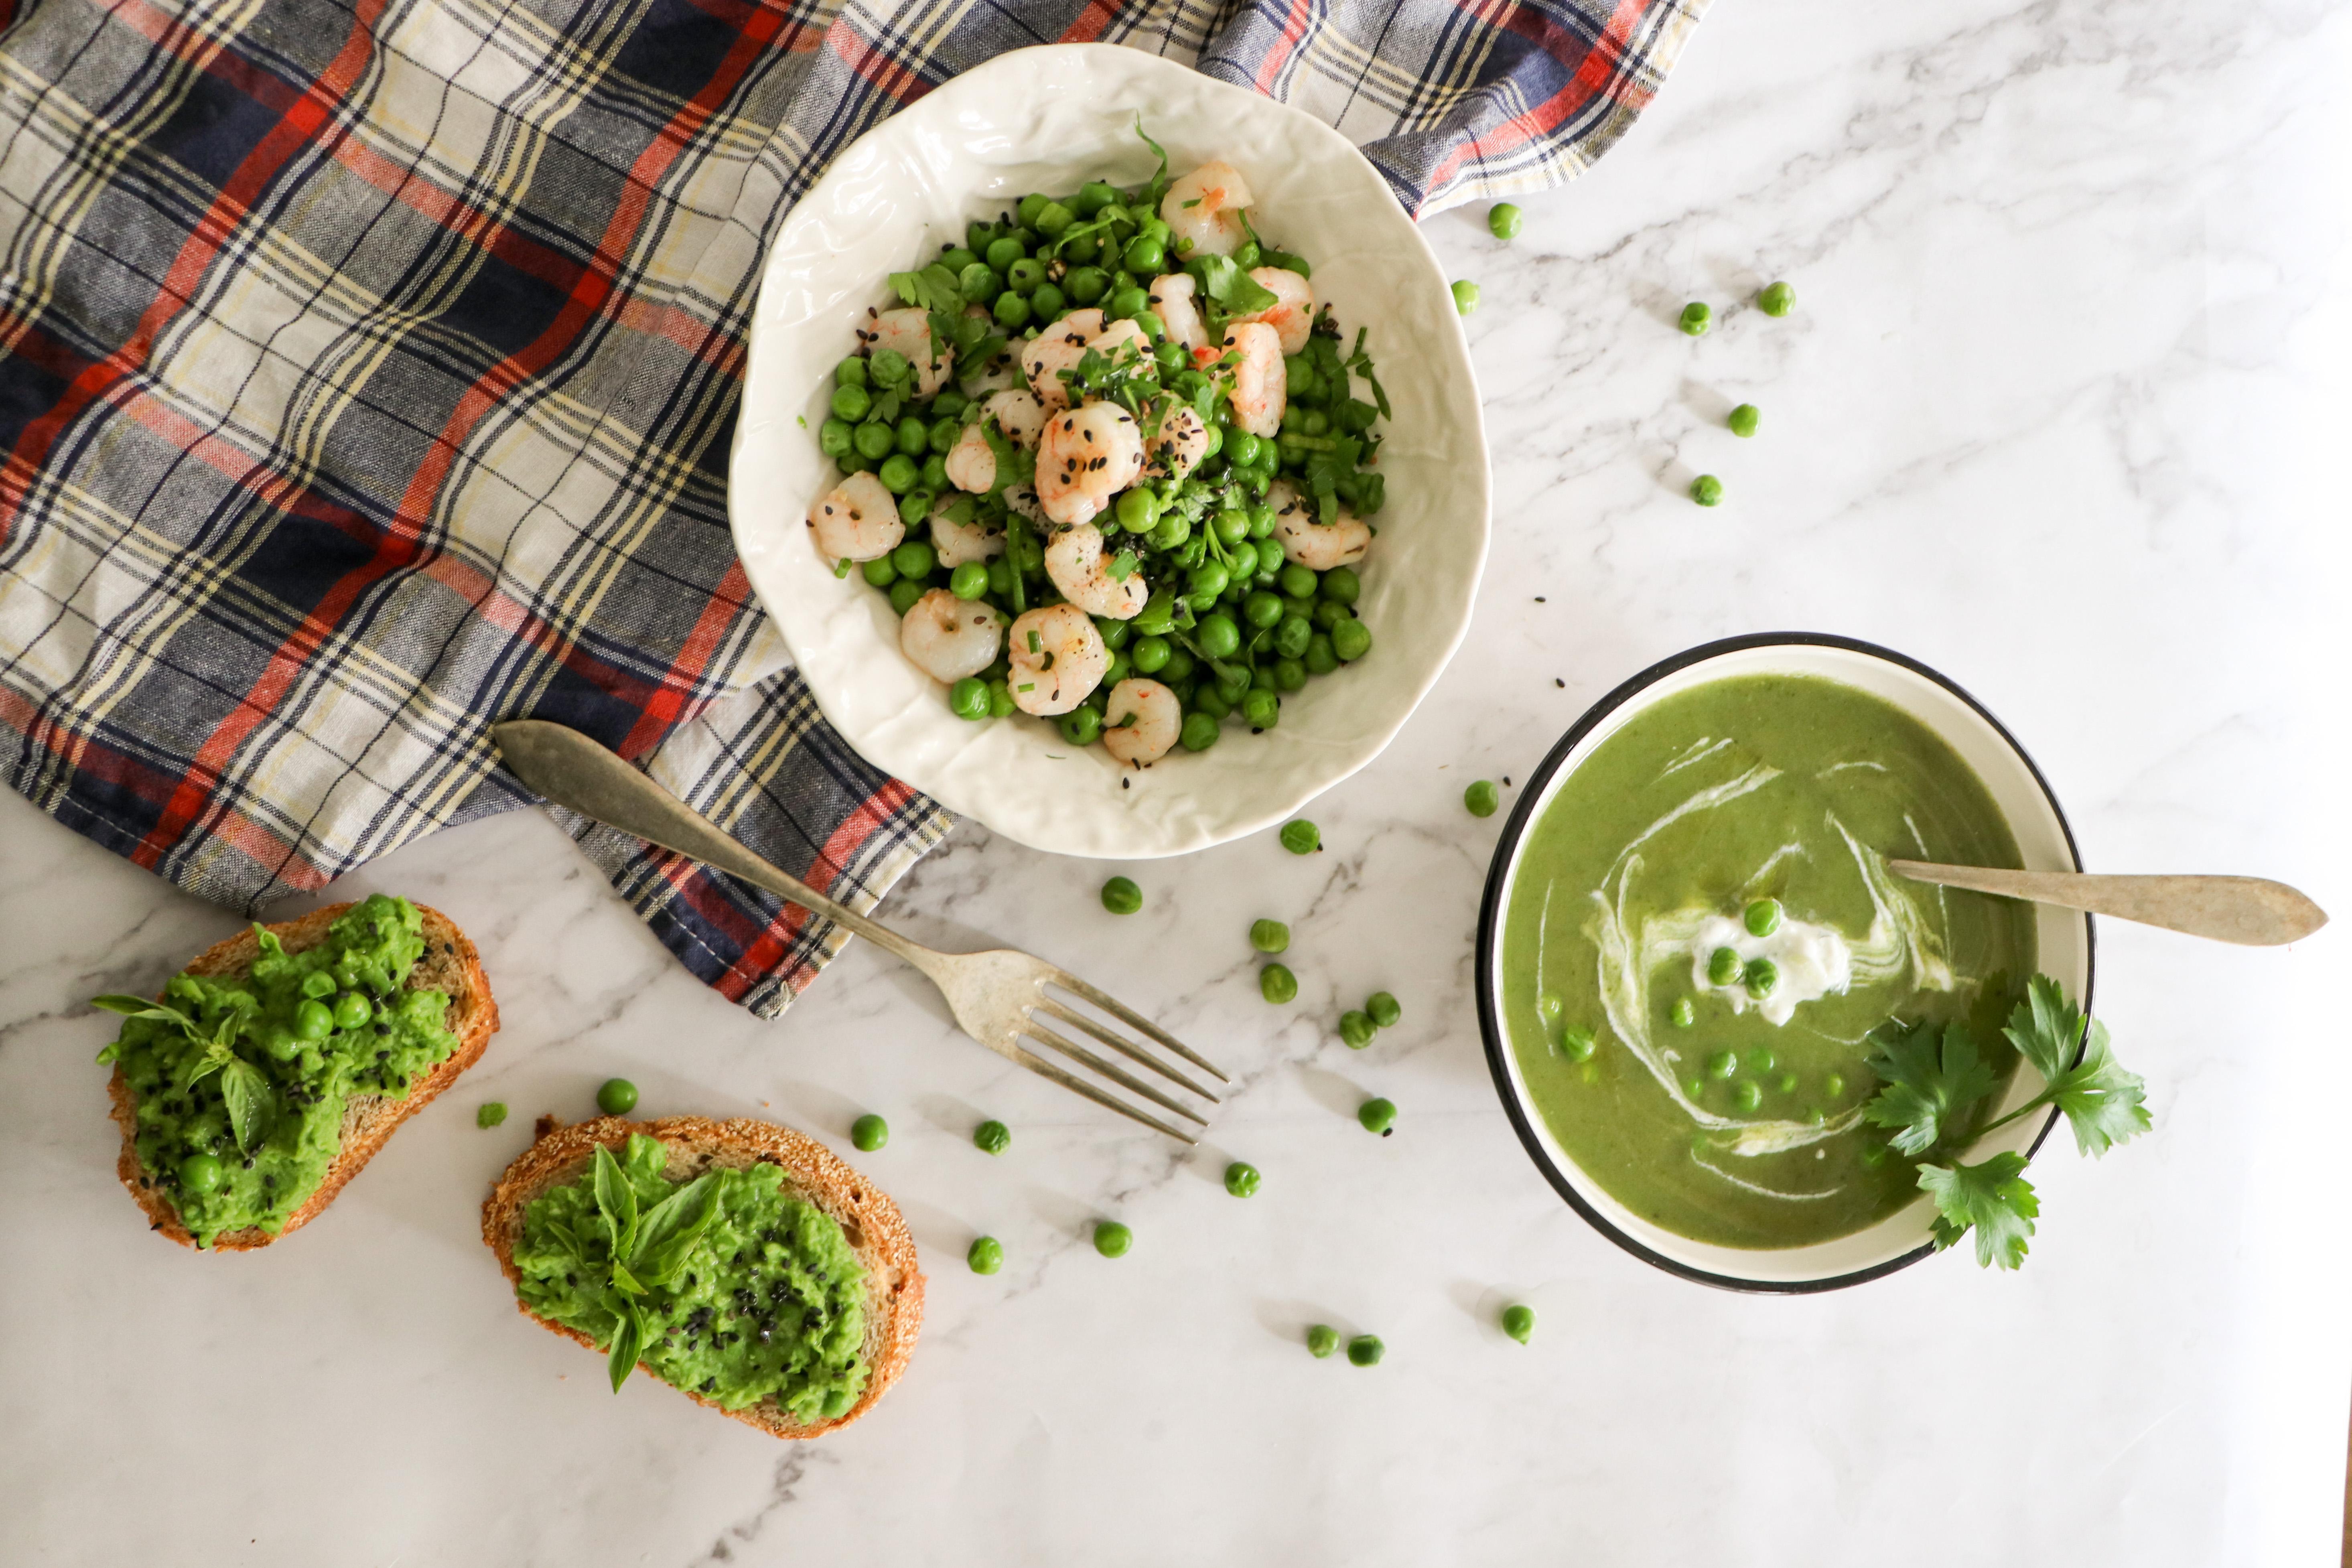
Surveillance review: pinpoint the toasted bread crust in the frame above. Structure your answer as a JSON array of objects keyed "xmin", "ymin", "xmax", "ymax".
[
  {"xmin": 107, "ymin": 901, "xmax": 499, "ymax": 1252},
  {"xmin": 481, "ymin": 1116, "xmax": 924, "ymax": 1440}
]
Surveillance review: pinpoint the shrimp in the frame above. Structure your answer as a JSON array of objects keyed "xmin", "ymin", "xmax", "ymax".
[
  {"xmin": 1045, "ymin": 522, "xmax": 1147, "ymax": 619},
  {"xmin": 1021, "ymin": 309, "xmax": 1107, "ymax": 412},
  {"xmin": 927, "ymin": 495, "xmax": 1004, "ymax": 568},
  {"xmin": 1221, "ymin": 321, "xmax": 1287, "ymax": 439},
  {"xmin": 808, "ymin": 471, "xmax": 904, "ymax": 563},
  {"xmin": 1005, "ymin": 604, "xmax": 1108, "ymax": 715},
  {"xmin": 1088, "ymin": 318, "xmax": 1153, "ymax": 368},
  {"xmin": 1232, "ymin": 267, "xmax": 1313, "ymax": 355},
  {"xmin": 1144, "ymin": 400, "xmax": 1210, "ymax": 482},
  {"xmin": 899, "ymin": 589, "xmax": 1005, "ymax": 683},
  {"xmin": 1161, "ymin": 160, "xmax": 1254, "ymax": 258},
  {"xmin": 1035, "ymin": 402, "xmax": 1145, "ymax": 527},
  {"xmin": 942, "ymin": 389, "xmax": 1043, "ymax": 493},
  {"xmin": 1148, "ymin": 273, "xmax": 1209, "ymax": 359},
  {"xmin": 1268, "ymin": 478, "xmax": 1370, "ymax": 570},
  {"xmin": 1101, "ymin": 679, "xmax": 1181, "ymax": 765},
  {"xmin": 871, "ymin": 307, "xmax": 953, "ymax": 396}
]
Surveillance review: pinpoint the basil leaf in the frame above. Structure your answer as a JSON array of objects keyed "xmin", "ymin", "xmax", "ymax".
[
  {"xmin": 629, "ymin": 1172, "xmax": 723, "ymax": 1287},
  {"xmin": 216, "ymin": 1058, "xmax": 274, "ymax": 1154},
  {"xmin": 592, "ymin": 1144, "xmax": 639, "ymax": 1260},
  {"xmin": 609, "ymin": 1258, "xmax": 644, "ymax": 1296},
  {"xmin": 91, "ymin": 994, "xmax": 190, "ymax": 1025},
  {"xmin": 179, "ymin": 1039, "xmax": 236, "ymax": 1090},
  {"xmin": 605, "ymin": 1299, "xmax": 645, "ymax": 1393}
]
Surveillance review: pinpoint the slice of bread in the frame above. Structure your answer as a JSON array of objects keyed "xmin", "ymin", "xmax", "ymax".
[
  {"xmin": 482, "ymin": 1115, "xmax": 925, "ymax": 1439},
  {"xmin": 107, "ymin": 901, "xmax": 498, "ymax": 1252}
]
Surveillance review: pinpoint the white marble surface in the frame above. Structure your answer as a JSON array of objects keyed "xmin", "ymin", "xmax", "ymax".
[{"xmin": 4, "ymin": 0, "xmax": 2348, "ymax": 1560}]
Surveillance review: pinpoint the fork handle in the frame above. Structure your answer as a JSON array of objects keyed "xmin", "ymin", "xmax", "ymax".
[{"xmin": 492, "ymin": 720, "xmax": 935, "ymax": 969}]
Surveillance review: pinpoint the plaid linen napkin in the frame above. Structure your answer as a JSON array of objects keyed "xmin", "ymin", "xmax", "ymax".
[{"xmin": 0, "ymin": 0, "xmax": 1705, "ymax": 1016}]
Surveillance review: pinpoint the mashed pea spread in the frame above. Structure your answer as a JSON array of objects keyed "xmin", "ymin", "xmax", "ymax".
[
  {"xmin": 513, "ymin": 1134, "xmax": 869, "ymax": 1422},
  {"xmin": 1501, "ymin": 674, "xmax": 2036, "ymax": 1248},
  {"xmin": 99, "ymin": 895, "xmax": 458, "ymax": 1248}
]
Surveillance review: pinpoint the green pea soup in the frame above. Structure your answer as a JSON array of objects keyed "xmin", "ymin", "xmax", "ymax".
[{"xmin": 1498, "ymin": 671, "xmax": 2041, "ymax": 1252}]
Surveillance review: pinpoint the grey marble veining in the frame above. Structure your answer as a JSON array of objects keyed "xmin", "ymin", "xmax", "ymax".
[{"xmin": 4, "ymin": 0, "xmax": 2348, "ymax": 1560}]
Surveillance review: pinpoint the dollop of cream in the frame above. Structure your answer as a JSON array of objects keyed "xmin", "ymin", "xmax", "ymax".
[{"xmin": 1684, "ymin": 913, "xmax": 1852, "ymax": 1027}]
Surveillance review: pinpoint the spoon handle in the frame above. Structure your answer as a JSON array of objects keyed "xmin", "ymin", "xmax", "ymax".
[{"xmin": 1885, "ymin": 861, "xmax": 2328, "ymax": 947}]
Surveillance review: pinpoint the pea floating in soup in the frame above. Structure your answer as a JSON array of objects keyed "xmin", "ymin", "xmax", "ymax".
[{"xmin": 1499, "ymin": 674, "xmax": 2036, "ymax": 1249}]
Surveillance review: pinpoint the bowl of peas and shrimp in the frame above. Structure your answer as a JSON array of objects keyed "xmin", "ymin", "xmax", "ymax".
[{"xmin": 729, "ymin": 44, "xmax": 1489, "ymax": 858}]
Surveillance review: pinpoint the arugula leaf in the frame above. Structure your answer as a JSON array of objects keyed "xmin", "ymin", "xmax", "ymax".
[
  {"xmin": 2002, "ymin": 974, "xmax": 2149, "ymax": 1157},
  {"xmin": 1861, "ymin": 1018, "xmax": 1997, "ymax": 1156},
  {"xmin": 629, "ymin": 1172, "xmax": 723, "ymax": 1288},
  {"xmin": 1190, "ymin": 254, "xmax": 1278, "ymax": 317},
  {"xmin": 1919, "ymin": 1152, "xmax": 2039, "ymax": 1270},
  {"xmin": 592, "ymin": 1144, "xmax": 639, "ymax": 1261},
  {"xmin": 605, "ymin": 1294, "xmax": 646, "ymax": 1393},
  {"xmin": 216, "ymin": 1058, "xmax": 275, "ymax": 1154}
]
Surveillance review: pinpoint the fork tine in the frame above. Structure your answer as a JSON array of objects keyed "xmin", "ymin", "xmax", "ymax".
[
  {"xmin": 1002, "ymin": 1040, "xmax": 1198, "ymax": 1144},
  {"xmin": 1031, "ymin": 995, "xmax": 1222, "ymax": 1103},
  {"xmin": 1045, "ymin": 971, "xmax": 1229, "ymax": 1083},
  {"xmin": 1021, "ymin": 1014, "xmax": 1210, "ymax": 1126}
]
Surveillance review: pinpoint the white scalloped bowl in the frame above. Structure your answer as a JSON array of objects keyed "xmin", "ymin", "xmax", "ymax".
[{"xmin": 728, "ymin": 43, "xmax": 1489, "ymax": 859}]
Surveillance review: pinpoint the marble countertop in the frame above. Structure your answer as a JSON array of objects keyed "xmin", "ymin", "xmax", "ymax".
[{"xmin": 5, "ymin": 0, "xmax": 2348, "ymax": 1561}]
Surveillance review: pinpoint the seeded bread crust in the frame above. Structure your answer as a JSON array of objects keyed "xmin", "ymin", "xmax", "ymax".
[
  {"xmin": 106, "ymin": 901, "xmax": 499, "ymax": 1252},
  {"xmin": 481, "ymin": 1115, "xmax": 925, "ymax": 1440}
]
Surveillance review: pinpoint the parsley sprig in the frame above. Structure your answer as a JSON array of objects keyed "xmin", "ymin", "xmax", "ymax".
[
  {"xmin": 93, "ymin": 993, "xmax": 274, "ymax": 1154},
  {"xmin": 587, "ymin": 1142, "xmax": 724, "ymax": 1392},
  {"xmin": 1861, "ymin": 974, "xmax": 2149, "ymax": 1269}
]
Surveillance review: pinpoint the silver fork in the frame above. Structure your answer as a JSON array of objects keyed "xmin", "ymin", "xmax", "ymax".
[{"xmin": 492, "ymin": 720, "xmax": 1223, "ymax": 1141}]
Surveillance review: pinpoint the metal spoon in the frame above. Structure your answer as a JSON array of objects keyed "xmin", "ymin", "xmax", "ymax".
[{"xmin": 1885, "ymin": 861, "xmax": 2328, "ymax": 947}]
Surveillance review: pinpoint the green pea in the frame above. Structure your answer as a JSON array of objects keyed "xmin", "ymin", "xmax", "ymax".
[
  {"xmin": 596, "ymin": 1077, "xmax": 638, "ymax": 1116},
  {"xmin": 1339, "ymin": 1010, "xmax": 1375, "ymax": 1049},
  {"xmin": 1057, "ymin": 707, "xmax": 1102, "ymax": 746},
  {"xmin": 1559, "ymin": 1026, "xmax": 1595, "ymax": 1062},
  {"xmin": 1065, "ymin": 266, "xmax": 1109, "ymax": 304},
  {"xmin": 1451, "ymin": 280, "xmax": 1480, "ymax": 314},
  {"xmin": 1744, "ymin": 898, "xmax": 1782, "ymax": 937},
  {"xmin": 1260, "ymin": 964, "xmax": 1297, "ymax": 1004},
  {"xmin": 1311, "ymin": 599, "xmax": 1353, "ymax": 630},
  {"xmin": 294, "ymin": 998, "xmax": 334, "ymax": 1041},
  {"xmin": 1357, "ymin": 1097, "xmax": 1396, "ymax": 1135},
  {"xmin": 1005, "ymin": 257, "xmax": 1044, "ymax": 295},
  {"xmin": 994, "ymin": 292, "xmax": 1034, "ymax": 331},
  {"xmin": 1464, "ymin": 779, "xmax": 1500, "ymax": 817},
  {"xmin": 986, "ymin": 678, "xmax": 1015, "ymax": 718},
  {"xmin": 1180, "ymin": 711, "xmax": 1220, "ymax": 752},
  {"xmin": 1307, "ymin": 1324, "xmax": 1340, "ymax": 1358},
  {"xmin": 1706, "ymin": 1049, "xmax": 1737, "ymax": 1080},
  {"xmin": 1268, "ymin": 562, "xmax": 1311, "ymax": 601},
  {"xmin": 1707, "ymin": 946, "xmax": 1741, "ymax": 986},
  {"xmin": 890, "ymin": 539, "xmax": 934, "ymax": 580},
  {"xmin": 1274, "ymin": 615, "xmax": 1312, "ymax": 660},
  {"xmin": 332, "ymin": 991, "xmax": 372, "ymax": 1030},
  {"xmin": 1197, "ymin": 613, "xmax": 1240, "ymax": 659},
  {"xmin": 869, "ymin": 347, "xmax": 912, "ymax": 387},
  {"xmin": 891, "ymin": 416, "xmax": 925, "ymax": 457},
  {"xmin": 1500, "ymin": 1302, "xmax": 1534, "ymax": 1343},
  {"xmin": 1242, "ymin": 688, "xmax": 1279, "ymax": 730},
  {"xmin": 957, "ymin": 261, "xmax": 1000, "ymax": 300},
  {"xmin": 1825, "ymin": 1072, "xmax": 1847, "ymax": 1098},
  {"xmin": 973, "ymin": 1120, "xmax": 1011, "ymax": 1155},
  {"xmin": 1148, "ymin": 511, "xmax": 1191, "ymax": 550},
  {"xmin": 1745, "ymin": 1047, "xmax": 1776, "ymax": 1074},
  {"xmin": 1116, "ymin": 487, "xmax": 1160, "ymax": 533},
  {"xmin": 968, "ymin": 1235, "xmax": 1004, "ymax": 1274},
  {"xmin": 852, "ymin": 421, "xmax": 894, "ymax": 461},
  {"xmin": 1108, "ymin": 285, "xmax": 1150, "ymax": 321},
  {"xmin": 877, "ymin": 454, "xmax": 919, "ymax": 494},
  {"xmin": 1365, "ymin": 992, "xmax": 1400, "ymax": 1029},
  {"xmin": 1304, "ymin": 633, "xmax": 1337, "ymax": 675},
  {"xmin": 1212, "ymin": 509, "xmax": 1250, "ymax": 549},
  {"xmin": 1744, "ymin": 957, "xmax": 1779, "ymax": 997},
  {"xmin": 1486, "ymin": 200, "xmax": 1526, "ymax": 239},
  {"xmin": 179, "ymin": 1152, "xmax": 223, "ymax": 1193},
  {"xmin": 1130, "ymin": 634, "xmax": 1171, "ymax": 674},
  {"xmin": 1678, "ymin": 301, "xmax": 1711, "ymax": 336},
  {"xmin": 849, "ymin": 1113, "xmax": 889, "ymax": 1152},
  {"xmin": 1280, "ymin": 819, "xmax": 1320, "ymax": 854},
  {"xmin": 1254, "ymin": 536, "xmax": 1285, "ymax": 576},
  {"xmin": 1670, "ymin": 996, "xmax": 1697, "ymax": 1028},
  {"xmin": 818, "ymin": 418, "xmax": 852, "ymax": 458},
  {"xmin": 939, "ymin": 246, "xmax": 978, "ymax": 274},
  {"xmin": 985, "ymin": 236, "xmax": 1026, "ymax": 272},
  {"xmin": 1250, "ymin": 918, "xmax": 1290, "ymax": 954},
  {"xmin": 835, "ymin": 355, "xmax": 869, "ymax": 389},
  {"xmin": 1731, "ymin": 1079, "xmax": 1763, "ymax": 1114},
  {"xmin": 1224, "ymin": 1161, "xmax": 1261, "ymax": 1197},
  {"xmin": 1686, "ymin": 1077, "xmax": 1707, "ymax": 1099},
  {"xmin": 1123, "ymin": 235, "xmax": 1165, "ymax": 274},
  {"xmin": 1728, "ymin": 403, "xmax": 1760, "ymax": 438},
  {"xmin": 888, "ymin": 577, "xmax": 925, "ymax": 616},
  {"xmin": 1271, "ymin": 657, "xmax": 1305, "ymax": 694},
  {"xmin": 1690, "ymin": 474, "xmax": 1724, "ymax": 507},
  {"xmin": 1776, "ymin": 1071, "xmax": 1799, "ymax": 1094},
  {"xmin": 476, "ymin": 1102, "xmax": 508, "ymax": 1129},
  {"xmin": 1093, "ymin": 1220, "xmax": 1132, "ymax": 1258},
  {"xmin": 1758, "ymin": 280, "xmax": 1796, "ymax": 316},
  {"xmin": 1330, "ymin": 618, "xmax": 1371, "ymax": 662},
  {"xmin": 948, "ymin": 677, "xmax": 988, "ymax": 720},
  {"xmin": 949, "ymin": 561, "xmax": 988, "ymax": 601},
  {"xmin": 1347, "ymin": 1334, "xmax": 1385, "ymax": 1366},
  {"xmin": 1097, "ymin": 876, "xmax": 1143, "ymax": 916},
  {"xmin": 927, "ymin": 416, "xmax": 962, "ymax": 456},
  {"xmin": 830, "ymin": 383, "xmax": 871, "ymax": 422}
]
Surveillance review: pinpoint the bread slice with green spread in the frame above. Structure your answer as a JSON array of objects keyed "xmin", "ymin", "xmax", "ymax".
[
  {"xmin": 99, "ymin": 895, "xmax": 497, "ymax": 1251},
  {"xmin": 482, "ymin": 1116, "xmax": 924, "ymax": 1439}
]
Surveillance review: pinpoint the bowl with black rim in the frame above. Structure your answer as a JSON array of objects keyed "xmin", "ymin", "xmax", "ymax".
[{"xmin": 1473, "ymin": 632, "xmax": 2094, "ymax": 1292}]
